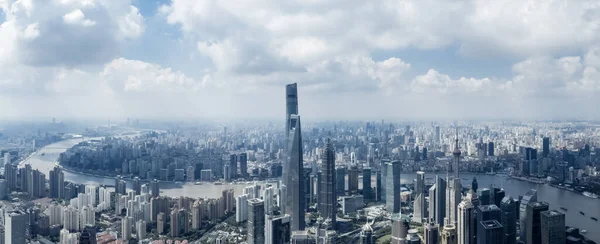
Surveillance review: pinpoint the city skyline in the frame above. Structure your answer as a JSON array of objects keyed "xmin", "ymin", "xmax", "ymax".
[{"xmin": 1, "ymin": 1, "xmax": 600, "ymax": 120}]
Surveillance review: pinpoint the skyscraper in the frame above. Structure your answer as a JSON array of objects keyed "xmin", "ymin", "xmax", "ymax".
[
  {"xmin": 457, "ymin": 198, "xmax": 475, "ymax": 244},
  {"xmin": 478, "ymin": 188, "xmax": 491, "ymax": 205},
  {"xmin": 446, "ymin": 133, "xmax": 462, "ymax": 225},
  {"xmin": 391, "ymin": 214, "xmax": 407, "ymax": 244},
  {"xmin": 283, "ymin": 97, "xmax": 306, "ymax": 231},
  {"xmin": 386, "ymin": 161, "xmax": 401, "ymax": 213},
  {"xmin": 477, "ymin": 205, "xmax": 501, "ymax": 223},
  {"xmin": 230, "ymin": 154, "xmax": 237, "ymax": 179},
  {"xmin": 122, "ymin": 216, "xmax": 132, "ymax": 240},
  {"xmin": 540, "ymin": 210, "xmax": 565, "ymax": 244},
  {"xmin": 133, "ymin": 177, "xmax": 141, "ymax": 195},
  {"xmin": 236, "ymin": 194, "xmax": 248, "ymax": 223},
  {"xmin": 5, "ymin": 210, "xmax": 27, "ymax": 244},
  {"xmin": 519, "ymin": 189, "xmax": 537, "ymax": 242},
  {"xmin": 248, "ymin": 199, "xmax": 265, "ymax": 244},
  {"xmin": 542, "ymin": 137, "xmax": 550, "ymax": 158},
  {"xmin": 430, "ymin": 175, "xmax": 447, "ymax": 227},
  {"xmin": 424, "ymin": 222, "xmax": 440, "ymax": 244},
  {"xmin": 478, "ymin": 220, "xmax": 503, "ymax": 244},
  {"xmin": 488, "ymin": 142, "xmax": 495, "ymax": 157},
  {"xmin": 500, "ymin": 196, "xmax": 517, "ymax": 244},
  {"xmin": 413, "ymin": 171, "xmax": 426, "ymax": 223},
  {"xmin": 320, "ymin": 139, "xmax": 336, "ymax": 226},
  {"xmin": 151, "ymin": 179, "xmax": 160, "ymax": 198},
  {"xmin": 348, "ymin": 165, "xmax": 359, "ymax": 194},
  {"xmin": 376, "ymin": 171, "xmax": 382, "ymax": 202},
  {"xmin": 335, "ymin": 167, "xmax": 346, "ymax": 196},
  {"xmin": 360, "ymin": 221, "xmax": 374, "ymax": 244},
  {"xmin": 525, "ymin": 201, "xmax": 549, "ymax": 244},
  {"xmin": 265, "ymin": 214, "xmax": 291, "ymax": 244},
  {"xmin": 49, "ymin": 166, "xmax": 64, "ymax": 199},
  {"xmin": 239, "ymin": 152, "xmax": 248, "ymax": 178},
  {"xmin": 4, "ymin": 164, "xmax": 17, "ymax": 191},
  {"xmin": 441, "ymin": 224, "xmax": 457, "ymax": 244},
  {"xmin": 363, "ymin": 167, "xmax": 372, "ymax": 202}
]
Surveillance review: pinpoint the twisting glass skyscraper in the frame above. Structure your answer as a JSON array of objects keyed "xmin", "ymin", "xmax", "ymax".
[
  {"xmin": 320, "ymin": 138, "xmax": 336, "ymax": 226},
  {"xmin": 284, "ymin": 83, "xmax": 305, "ymax": 231}
]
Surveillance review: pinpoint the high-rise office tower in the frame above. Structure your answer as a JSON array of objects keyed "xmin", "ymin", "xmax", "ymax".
[
  {"xmin": 457, "ymin": 198, "xmax": 475, "ymax": 244},
  {"xmin": 435, "ymin": 126, "xmax": 441, "ymax": 143},
  {"xmin": 363, "ymin": 167, "xmax": 372, "ymax": 202},
  {"xmin": 335, "ymin": 167, "xmax": 346, "ymax": 196},
  {"xmin": 478, "ymin": 220, "xmax": 503, "ymax": 244},
  {"xmin": 19, "ymin": 164, "xmax": 31, "ymax": 192},
  {"xmin": 500, "ymin": 196, "xmax": 517, "ymax": 244},
  {"xmin": 542, "ymin": 137, "xmax": 550, "ymax": 158},
  {"xmin": 386, "ymin": 160, "xmax": 401, "ymax": 213},
  {"xmin": 5, "ymin": 164, "xmax": 17, "ymax": 191},
  {"xmin": 248, "ymin": 199, "xmax": 265, "ymax": 244},
  {"xmin": 133, "ymin": 177, "xmax": 141, "ymax": 195},
  {"xmin": 28, "ymin": 169, "xmax": 45, "ymax": 198},
  {"xmin": 5, "ymin": 210, "xmax": 27, "ymax": 244},
  {"xmin": 320, "ymin": 139, "xmax": 336, "ymax": 226},
  {"xmin": 376, "ymin": 171, "xmax": 382, "ymax": 202},
  {"xmin": 239, "ymin": 152, "xmax": 248, "ymax": 178},
  {"xmin": 441, "ymin": 224, "xmax": 457, "ymax": 244},
  {"xmin": 151, "ymin": 179, "xmax": 160, "ymax": 198},
  {"xmin": 284, "ymin": 112, "xmax": 305, "ymax": 230},
  {"xmin": 80, "ymin": 224, "xmax": 97, "ymax": 244},
  {"xmin": 424, "ymin": 222, "xmax": 440, "ymax": 244},
  {"xmin": 430, "ymin": 176, "xmax": 447, "ymax": 227},
  {"xmin": 413, "ymin": 171, "xmax": 426, "ymax": 223},
  {"xmin": 478, "ymin": 188, "xmax": 491, "ymax": 205},
  {"xmin": 360, "ymin": 221, "xmax": 374, "ymax": 244},
  {"xmin": 519, "ymin": 189, "xmax": 537, "ymax": 242},
  {"xmin": 491, "ymin": 188, "xmax": 505, "ymax": 208},
  {"xmin": 525, "ymin": 201, "xmax": 549, "ymax": 244},
  {"xmin": 3, "ymin": 152, "xmax": 9, "ymax": 166},
  {"xmin": 488, "ymin": 142, "xmax": 495, "ymax": 157},
  {"xmin": 477, "ymin": 205, "xmax": 501, "ymax": 223},
  {"xmin": 50, "ymin": 166, "xmax": 64, "ymax": 199},
  {"xmin": 265, "ymin": 214, "xmax": 291, "ymax": 244},
  {"xmin": 223, "ymin": 164, "xmax": 231, "ymax": 182},
  {"xmin": 540, "ymin": 210, "xmax": 565, "ymax": 244},
  {"xmin": 348, "ymin": 166, "xmax": 359, "ymax": 194},
  {"xmin": 471, "ymin": 177, "xmax": 478, "ymax": 193}
]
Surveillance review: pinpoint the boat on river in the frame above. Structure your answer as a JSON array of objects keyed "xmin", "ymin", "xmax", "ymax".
[
  {"xmin": 580, "ymin": 211, "xmax": 585, "ymax": 215},
  {"xmin": 591, "ymin": 217, "xmax": 598, "ymax": 221},
  {"xmin": 583, "ymin": 191, "xmax": 599, "ymax": 199},
  {"xmin": 560, "ymin": 207, "xmax": 568, "ymax": 211}
]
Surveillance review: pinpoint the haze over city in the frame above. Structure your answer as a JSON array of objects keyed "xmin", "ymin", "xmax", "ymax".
[{"xmin": 1, "ymin": 1, "xmax": 600, "ymax": 120}]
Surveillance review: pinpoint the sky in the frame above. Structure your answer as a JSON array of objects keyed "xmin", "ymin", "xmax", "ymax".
[{"xmin": 1, "ymin": 0, "xmax": 600, "ymax": 121}]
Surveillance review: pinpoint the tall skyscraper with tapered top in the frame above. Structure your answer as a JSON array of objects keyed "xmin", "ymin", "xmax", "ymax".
[
  {"xmin": 284, "ymin": 83, "xmax": 305, "ymax": 231},
  {"xmin": 320, "ymin": 138, "xmax": 336, "ymax": 227}
]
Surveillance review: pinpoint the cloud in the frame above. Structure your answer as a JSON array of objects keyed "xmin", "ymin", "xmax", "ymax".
[
  {"xmin": 63, "ymin": 9, "xmax": 96, "ymax": 27},
  {"xmin": 0, "ymin": 0, "xmax": 144, "ymax": 66}
]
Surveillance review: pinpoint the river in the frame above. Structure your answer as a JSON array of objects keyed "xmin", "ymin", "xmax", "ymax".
[{"xmin": 22, "ymin": 139, "xmax": 600, "ymax": 242}]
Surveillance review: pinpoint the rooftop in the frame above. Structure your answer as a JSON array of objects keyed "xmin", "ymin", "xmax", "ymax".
[{"xmin": 481, "ymin": 220, "xmax": 503, "ymax": 229}]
